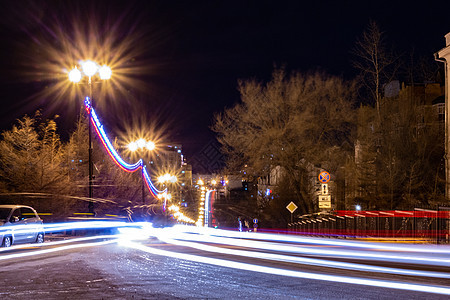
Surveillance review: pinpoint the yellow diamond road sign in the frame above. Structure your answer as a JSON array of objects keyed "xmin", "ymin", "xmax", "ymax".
[{"xmin": 286, "ymin": 201, "xmax": 298, "ymax": 213}]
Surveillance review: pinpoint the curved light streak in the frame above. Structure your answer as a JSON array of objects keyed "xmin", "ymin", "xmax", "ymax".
[
  {"xmin": 86, "ymin": 97, "xmax": 142, "ymax": 172},
  {"xmin": 0, "ymin": 235, "xmax": 118, "ymax": 254},
  {"xmin": 142, "ymin": 165, "xmax": 166, "ymax": 197},
  {"xmin": 177, "ymin": 226, "xmax": 450, "ymax": 254},
  {"xmin": 157, "ymin": 235, "xmax": 450, "ymax": 279},
  {"xmin": 4, "ymin": 222, "xmax": 450, "ymax": 296},
  {"xmin": 125, "ymin": 240, "xmax": 450, "ymax": 296},
  {"xmin": 84, "ymin": 97, "xmax": 166, "ymax": 196},
  {"xmin": 0, "ymin": 238, "xmax": 117, "ymax": 261},
  {"xmin": 204, "ymin": 190, "xmax": 212, "ymax": 227},
  {"xmin": 160, "ymin": 230, "xmax": 450, "ymax": 266}
]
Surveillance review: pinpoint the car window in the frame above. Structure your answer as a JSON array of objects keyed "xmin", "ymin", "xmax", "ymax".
[
  {"xmin": 11, "ymin": 208, "xmax": 22, "ymax": 221},
  {"xmin": 0, "ymin": 208, "xmax": 11, "ymax": 221},
  {"xmin": 21, "ymin": 207, "xmax": 37, "ymax": 219}
]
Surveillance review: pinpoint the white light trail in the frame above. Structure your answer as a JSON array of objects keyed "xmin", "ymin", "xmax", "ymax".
[
  {"xmin": 43, "ymin": 220, "xmax": 131, "ymax": 232},
  {"xmin": 0, "ymin": 234, "xmax": 118, "ymax": 253},
  {"xmin": 155, "ymin": 228, "xmax": 450, "ymax": 266},
  {"xmin": 125, "ymin": 240, "xmax": 450, "ymax": 296},
  {"xmin": 157, "ymin": 235, "xmax": 450, "ymax": 279},
  {"xmin": 0, "ymin": 238, "xmax": 118, "ymax": 261},
  {"xmin": 175, "ymin": 225, "xmax": 450, "ymax": 254}
]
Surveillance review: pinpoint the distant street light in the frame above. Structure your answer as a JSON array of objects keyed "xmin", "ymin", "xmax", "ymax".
[
  {"xmin": 157, "ymin": 173, "xmax": 177, "ymax": 211},
  {"xmin": 196, "ymin": 179, "xmax": 206, "ymax": 227},
  {"xmin": 128, "ymin": 138, "xmax": 156, "ymax": 204},
  {"xmin": 158, "ymin": 173, "xmax": 177, "ymax": 184},
  {"xmin": 68, "ymin": 67, "xmax": 82, "ymax": 83},
  {"xmin": 69, "ymin": 60, "xmax": 112, "ymax": 213},
  {"xmin": 128, "ymin": 139, "xmax": 156, "ymax": 152}
]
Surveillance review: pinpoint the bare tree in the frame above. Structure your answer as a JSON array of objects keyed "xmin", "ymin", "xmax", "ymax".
[
  {"xmin": 352, "ymin": 21, "xmax": 400, "ymax": 121},
  {"xmin": 350, "ymin": 92, "xmax": 445, "ymax": 209},
  {"xmin": 212, "ymin": 69, "xmax": 357, "ymax": 216}
]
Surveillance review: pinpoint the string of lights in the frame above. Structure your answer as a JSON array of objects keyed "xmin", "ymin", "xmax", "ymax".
[{"xmin": 84, "ymin": 97, "xmax": 166, "ymax": 197}]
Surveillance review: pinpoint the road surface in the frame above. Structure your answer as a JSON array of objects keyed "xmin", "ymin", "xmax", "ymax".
[{"xmin": 1, "ymin": 224, "xmax": 449, "ymax": 299}]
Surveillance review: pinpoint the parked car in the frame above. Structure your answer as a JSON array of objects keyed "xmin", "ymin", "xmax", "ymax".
[{"xmin": 0, "ymin": 205, "xmax": 44, "ymax": 247}]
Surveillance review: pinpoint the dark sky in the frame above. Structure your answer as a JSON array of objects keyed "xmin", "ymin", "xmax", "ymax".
[{"xmin": 0, "ymin": 0, "xmax": 449, "ymax": 160}]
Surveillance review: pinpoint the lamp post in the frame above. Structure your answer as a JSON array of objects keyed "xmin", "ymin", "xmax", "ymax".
[
  {"xmin": 69, "ymin": 60, "xmax": 112, "ymax": 213},
  {"xmin": 128, "ymin": 139, "xmax": 156, "ymax": 204},
  {"xmin": 158, "ymin": 173, "xmax": 177, "ymax": 211}
]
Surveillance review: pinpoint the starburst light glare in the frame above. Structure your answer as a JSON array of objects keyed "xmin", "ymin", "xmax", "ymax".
[
  {"xmin": 81, "ymin": 60, "xmax": 98, "ymax": 77},
  {"xmin": 146, "ymin": 141, "xmax": 156, "ymax": 151},
  {"xmin": 68, "ymin": 67, "xmax": 82, "ymax": 83},
  {"xmin": 169, "ymin": 205, "xmax": 180, "ymax": 212},
  {"xmin": 163, "ymin": 173, "xmax": 171, "ymax": 182},
  {"xmin": 137, "ymin": 138, "xmax": 146, "ymax": 149},
  {"xmin": 98, "ymin": 65, "xmax": 112, "ymax": 80},
  {"xmin": 128, "ymin": 141, "xmax": 138, "ymax": 152},
  {"xmin": 143, "ymin": 165, "xmax": 166, "ymax": 197}
]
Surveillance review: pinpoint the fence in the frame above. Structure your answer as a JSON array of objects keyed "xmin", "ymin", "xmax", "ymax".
[{"xmin": 288, "ymin": 207, "xmax": 450, "ymax": 243}]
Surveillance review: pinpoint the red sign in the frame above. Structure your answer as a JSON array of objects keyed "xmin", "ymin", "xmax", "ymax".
[{"xmin": 318, "ymin": 171, "xmax": 330, "ymax": 183}]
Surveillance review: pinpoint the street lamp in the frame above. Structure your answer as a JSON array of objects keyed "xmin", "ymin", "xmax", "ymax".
[
  {"xmin": 196, "ymin": 179, "xmax": 206, "ymax": 227},
  {"xmin": 69, "ymin": 60, "xmax": 112, "ymax": 214},
  {"xmin": 157, "ymin": 173, "xmax": 178, "ymax": 184},
  {"xmin": 157, "ymin": 173, "xmax": 177, "ymax": 211},
  {"xmin": 128, "ymin": 138, "xmax": 156, "ymax": 204},
  {"xmin": 128, "ymin": 139, "xmax": 155, "ymax": 152}
]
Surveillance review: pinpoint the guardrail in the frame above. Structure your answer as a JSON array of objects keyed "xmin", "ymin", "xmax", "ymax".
[{"xmin": 288, "ymin": 207, "xmax": 450, "ymax": 243}]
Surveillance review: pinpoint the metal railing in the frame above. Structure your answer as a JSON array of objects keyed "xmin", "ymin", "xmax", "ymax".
[{"xmin": 288, "ymin": 207, "xmax": 450, "ymax": 243}]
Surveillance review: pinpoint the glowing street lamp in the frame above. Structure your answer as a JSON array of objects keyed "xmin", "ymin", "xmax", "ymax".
[
  {"xmin": 127, "ymin": 141, "xmax": 138, "ymax": 152},
  {"xmin": 68, "ymin": 60, "xmax": 112, "ymax": 213},
  {"xmin": 128, "ymin": 139, "xmax": 155, "ymax": 152},
  {"xmin": 197, "ymin": 179, "xmax": 207, "ymax": 227},
  {"xmin": 146, "ymin": 141, "xmax": 156, "ymax": 151},
  {"xmin": 127, "ymin": 138, "xmax": 157, "ymax": 204},
  {"xmin": 81, "ymin": 60, "xmax": 98, "ymax": 78},
  {"xmin": 136, "ymin": 138, "xmax": 146, "ymax": 149},
  {"xmin": 68, "ymin": 67, "xmax": 82, "ymax": 83},
  {"xmin": 158, "ymin": 173, "xmax": 177, "ymax": 184},
  {"xmin": 157, "ymin": 173, "xmax": 177, "ymax": 211},
  {"xmin": 98, "ymin": 65, "xmax": 112, "ymax": 80}
]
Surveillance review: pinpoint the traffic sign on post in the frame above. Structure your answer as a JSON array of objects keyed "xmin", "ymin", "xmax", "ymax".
[
  {"xmin": 318, "ymin": 195, "xmax": 331, "ymax": 208},
  {"xmin": 321, "ymin": 184, "xmax": 328, "ymax": 195},
  {"xmin": 286, "ymin": 201, "xmax": 298, "ymax": 224},
  {"xmin": 318, "ymin": 171, "xmax": 330, "ymax": 183},
  {"xmin": 286, "ymin": 201, "xmax": 298, "ymax": 213}
]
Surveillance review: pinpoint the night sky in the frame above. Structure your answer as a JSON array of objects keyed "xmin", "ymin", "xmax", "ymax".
[{"xmin": 0, "ymin": 0, "xmax": 449, "ymax": 161}]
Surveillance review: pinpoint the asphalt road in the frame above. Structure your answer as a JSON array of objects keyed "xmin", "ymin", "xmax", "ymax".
[{"xmin": 1, "ymin": 225, "xmax": 450, "ymax": 299}]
